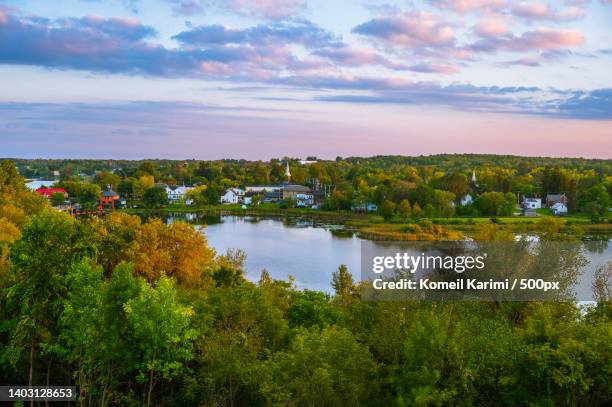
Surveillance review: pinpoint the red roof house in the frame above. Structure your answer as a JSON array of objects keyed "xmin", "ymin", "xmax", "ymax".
[{"xmin": 36, "ymin": 187, "xmax": 68, "ymax": 199}]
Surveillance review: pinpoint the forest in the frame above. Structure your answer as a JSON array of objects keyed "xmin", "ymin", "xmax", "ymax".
[{"xmin": 1, "ymin": 158, "xmax": 611, "ymax": 406}]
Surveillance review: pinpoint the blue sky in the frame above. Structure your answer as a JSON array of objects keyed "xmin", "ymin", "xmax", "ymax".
[{"xmin": 0, "ymin": 0, "xmax": 611, "ymax": 159}]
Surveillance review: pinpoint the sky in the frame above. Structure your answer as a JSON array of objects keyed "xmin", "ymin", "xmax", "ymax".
[{"xmin": 0, "ymin": 0, "xmax": 611, "ymax": 159}]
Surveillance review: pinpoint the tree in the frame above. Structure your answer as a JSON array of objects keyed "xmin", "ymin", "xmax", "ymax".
[
  {"xmin": 186, "ymin": 185, "xmax": 208, "ymax": 205},
  {"xmin": 262, "ymin": 326, "xmax": 376, "ymax": 406},
  {"xmin": 50, "ymin": 192, "xmax": 65, "ymax": 206},
  {"xmin": 379, "ymin": 200, "xmax": 396, "ymax": 220},
  {"xmin": 4, "ymin": 210, "xmax": 85, "ymax": 387},
  {"xmin": 398, "ymin": 199, "xmax": 412, "ymax": 221},
  {"xmin": 331, "ymin": 264, "xmax": 354, "ymax": 299},
  {"xmin": 475, "ymin": 192, "xmax": 507, "ymax": 216},
  {"xmin": 124, "ymin": 276, "xmax": 195, "ymax": 407},
  {"xmin": 142, "ymin": 186, "xmax": 167, "ymax": 208}
]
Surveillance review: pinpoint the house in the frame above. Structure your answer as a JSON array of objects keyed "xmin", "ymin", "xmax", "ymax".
[
  {"xmin": 220, "ymin": 188, "xmax": 245, "ymax": 204},
  {"xmin": 522, "ymin": 197, "xmax": 542, "ymax": 209},
  {"xmin": 546, "ymin": 194, "xmax": 568, "ymax": 208},
  {"xmin": 165, "ymin": 185, "xmax": 193, "ymax": 203},
  {"xmin": 459, "ymin": 194, "xmax": 473, "ymax": 206},
  {"xmin": 35, "ymin": 187, "xmax": 68, "ymax": 199},
  {"xmin": 245, "ymin": 185, "xmax": 282, "ymax": 193},
  {"xmin": 26, "ymin": 180, "xmax": 55, "ymax": 191},
  {"xmin": 243, "ymin": 190, "xmax": 258, "ymax": 205},
  {"xmin": 99, "ymin": 188, "xmax": 120, "ymax": 209},
  {"xmin": 352, "ymin": 203, "xmax": 378, "ymax": 213},
  {"xmin": 262, "ymin": 190, "xmax": 282, "ymax": 203},
  {"xmin": 551, "ymin": 202, "xmax": 568, "ymax": 216},
  {"xmin": 282, "ymin": 185, "xmax": 314, "ymax": 206}
]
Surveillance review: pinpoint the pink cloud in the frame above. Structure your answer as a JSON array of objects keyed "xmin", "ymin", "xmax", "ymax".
[
  {"xmin": 471, "ymin": 27, "xmax": 584, "ymax": 52},
  {"xmin": 511, "ymin": 2, "xmax": 586, "ymax": 21},
  {"xmin": 515, "ymin": 28, "xmax": 584, "ymax": 50},
  {"xmin": 408, "ymin": 62, "xmax": 460, "ymax": 74},
  {"xmin": 225, "ymin": 0, "xmax": 306, "ymax": 19},
  {"xmin": 474, "ymin": 19, "xmax": 510, "ymax": 36},
  {"xmin": 430, "ymin": 0, "xmax": 506, "ymax": 13},
  {"xmin": 353, "ymin": 11, "xmax": 454, "ymax": 48},
  {"xmin": 314, "ymin": 47, "xmax": 385, "ymax": 66},
  {"xmin": 0, "ymin": 6, "xmax": 10, "ymax": 25}
]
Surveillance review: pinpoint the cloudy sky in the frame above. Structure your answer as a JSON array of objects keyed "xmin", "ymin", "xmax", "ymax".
[{"xmin": 0, "ymin": 0, "xmax": 611, "ymax": 159}]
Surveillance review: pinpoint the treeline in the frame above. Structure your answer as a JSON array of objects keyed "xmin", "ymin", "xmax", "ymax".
[
  {"xmin": 1, "ymin": 160, "xmax": 611, "ymax": 406},
  {"xmin": 9, "ymin": 155, "xmax": 612, "ymax": 219}
]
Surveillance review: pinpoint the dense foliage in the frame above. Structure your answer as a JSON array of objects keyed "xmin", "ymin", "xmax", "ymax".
[
  {"xmin": 8, "ymin": 154, "xmax": 612, "ymax": 219},
  {"xmin": 1, "ymin": 160, "xmax": 611, "ymax": 406}
]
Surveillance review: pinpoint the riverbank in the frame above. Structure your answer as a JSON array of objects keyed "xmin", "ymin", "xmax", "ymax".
[{"xmin": 120, "ymin": 204, "xmax": 611, "ymax": 241}]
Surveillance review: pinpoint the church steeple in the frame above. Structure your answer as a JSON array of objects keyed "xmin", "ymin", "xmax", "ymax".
[
  {"xmin": 471, "ymin": 170, "xmax": 477, "ymax": 184},
  {"xmin": 285, "ymin": 161, "xmax": 291, "ymax": 182}
]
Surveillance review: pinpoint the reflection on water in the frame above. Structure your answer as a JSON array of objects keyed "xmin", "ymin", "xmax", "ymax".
[{"xmin": 150, "ymin": 213, "xmax": 611, "ymax": 296}]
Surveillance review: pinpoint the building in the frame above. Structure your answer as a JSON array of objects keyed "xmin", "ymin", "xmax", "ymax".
[
  {"xmin": 243, "ymin": 190, "xmax": 258, "ymax": 205},
  {"xmin": 35, "ymin": 187, "xmax": 68, "ymax": 199},
  {"xmin": 220, "ymin": 188, "xmax": 245, "ymax": 204},
  {"xmin": 522, "ymin": 197, "xmax": 542, "ymax": 209},
  {"xmin": 285, "ymin": 161, "xmax": 291, "ymax": 181},
  {"xmin": 282, "ymin": 185, "xmax": 314, "ymax": 205},
  {"xmin": 262, "ymin": 190, "xmax": 282, "ymax": 203},
  {"xmin": 352, "ymin": 203, "xmax": 378, "ymax": 213},
  {"xmin": 546, "ymin": 194, "xmax": 568, "ymax": 208},
  {"xmin": 26, "ymin": 180, "xmax": 55, "ymax": 191},
  {"xmin": 459, "ymin": 194, "xmax": 473, "ymax": 206},
  {"xmin": 551, "ymin": 202, "xmax": 568, "ymax": 216},
  {"xmin": 99, "ymin": 187, "xmax": 120, "ymax": 209},
  {"xmin": 165, "ymin": 185, "xmax": 193, "ymax": 203},
  {"xmin": 245, "ymin": 185, "xmax": 282, "ymax": 193}
]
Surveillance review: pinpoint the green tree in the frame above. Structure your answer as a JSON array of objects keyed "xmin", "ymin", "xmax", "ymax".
[
  {"xmin": 398, "ymin": 199, "xmax": 412, "ymax": 221},
  {"xmin": 379, "ymin": 200, "xmax": 396, "ymax": 220},
  {"xmin": 50, "ymin": 192, "xmax": 65, "ymax": 206},
  {"xmin": 124, "ymin": 276, "xmax": 195, "ymax": 407},
  {"xmin": 142, "ymin": 186, "xmax": 167, "ymax": 208},
  {"xmin": 4, "ymin": 210, "xmax": 86, "ymax": 387}
]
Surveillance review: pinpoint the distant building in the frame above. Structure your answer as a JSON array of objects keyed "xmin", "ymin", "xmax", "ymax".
[
  {"xmin": 35, "ymin": 187, "xmax": 68, "ymax": 199},
  {"xmin": 459, "ymin": 194, "xmax": 473, "ymax": 206},
  {"xmin": 262, "ymin": 190, "xmax": 282, "ymax": 203},
  {"xmin": 352, "ymin": 203, "xmax": 378, "ymax": 213},
  {"xmin": 551, "ymin": 202, "xmax": 568, "ymax": 216},
  {"xmin": 165, "ymin": 185, "xmax": 193, "ymax": 203},
  {"xmin": 245, "ymin": 185, "xmax": 282, "ymax": 193},
  {"xmin": 522, "ymin": 197, "xmax": 542, "ymax": 209},
  {"xmin": 26, "ymin": 180, "xmax": 55, "ymax": 191},
  {"xmin": 99, "ymin": 187, "xmax": 120, "ymax": 209},
  {"xmin": 285, "ymin": 161, "xmax": 291, "ymax": 182},
  {"xmin": 546, "ymin": 194, "xmax": 568, "ymax": 208},
  {"xmin": 220, "ymin": 188, "xmax": 245, "ymax": 204},
  {"xmin": 282, "ymin": 185, "xmax": 314, "ymax": 206},
  {"xmin": 243, "ymin": 190, "xmax": 258, "ymax": 205}
]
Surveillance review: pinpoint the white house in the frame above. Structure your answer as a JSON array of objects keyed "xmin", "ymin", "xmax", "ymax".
[
  {"xmin": 551, "ymin": 202, "xmax": 568, "ymax": 216},
  {"xmin": 294, "ymin": 193, "xmax": 315, "ymax": 207},
  {"xmin": 166, "ymin": 186, "xmax": 193, "ymax": 203},
  {"xmin": 220, "ymin": 188, "xmax": 245, "ymax": 204},
  {"xmin": 459, "ymin": 194, "xmax": 473, "ymax": 206},
  {"xmin": 25, "ymin": 180, "xmax": 55, "ymax": 190},
  {"xmin": 522, "ymin": 197, "xmax": 542, "ymax": 209}
]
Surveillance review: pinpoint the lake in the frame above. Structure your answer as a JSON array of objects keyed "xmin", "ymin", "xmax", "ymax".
[
  {"xmin": 158, "ymin": 213, "xmax": 612, "ymax": 298},
  {"xmin": 164, "ymin": 214, "xmax": 362, "ymax": 292}
]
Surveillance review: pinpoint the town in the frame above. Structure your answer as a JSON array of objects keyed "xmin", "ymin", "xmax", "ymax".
[{"xmin": 20, "ymin": 156, "xmax": 607, "ymax": 225}]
